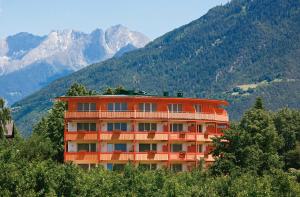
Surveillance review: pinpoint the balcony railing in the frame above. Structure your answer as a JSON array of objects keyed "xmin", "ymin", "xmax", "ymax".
[
  {"xmin": 100, "ymin": 153, "xmax": 134, "ymax": 161},
  {"xmin": 169, "ymin": 133, "xmax": 196, "ymax": 141},
  {"xmin": 135, "ymin": 132, "xmax": 169, "ymax": 141},
  {"xmin": 101, "ymin": 132, "xmax": 135, "ymax": 141},
  {"xmin": 135, "ymin": 152, "xmax": 168, "ymax": 161},
  {"xmin": 64, "ymin": 132, "xmax": 220, "ymax": 142},
  {"xmin": 65, "ymin": 132, "xmax": 98, "ymax": 141},
  {"xmin": 204, "ymin": 155, "xmax": 215, "ymax": 162},
  {"xmin": 65, "ymin": 152, "xmax": 98, "ymax": 163},
  {"xmin": 65, "ymin": 111, "xmax": 228, "ymax": 122},
  {"xmin": 64, "ymin": 152, "xmax": 206, "ymax": 163}
]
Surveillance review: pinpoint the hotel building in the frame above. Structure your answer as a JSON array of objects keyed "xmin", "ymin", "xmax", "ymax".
[{"xmin": 60, "ymin": 94, "xmax": 229, "ymax": 171}]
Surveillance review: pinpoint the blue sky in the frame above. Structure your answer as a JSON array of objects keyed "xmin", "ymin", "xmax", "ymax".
[{"xmin": 0, "ymin": 0, "xmax": 230, "ymax": 39}]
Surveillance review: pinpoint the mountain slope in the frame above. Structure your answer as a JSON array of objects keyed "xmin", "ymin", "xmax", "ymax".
[
  {"xmin": 0, "ymin": 25, "xmax": 150, "ymax": 104},
  {"xmin": 13, "ymin": 0, "xmax": 300, "ymax": 136}
]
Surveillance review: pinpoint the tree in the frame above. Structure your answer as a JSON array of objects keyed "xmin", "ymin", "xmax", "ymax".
[
  {"xmin": 273, "ymin": 108, "xmax": 300, "ymax": 154},
  {"xmin": 211, "ymin": 98, "xmax": 284, "ymax": 175},
  {"xmin": 103, "ymin": 86, "xmax": 128, "ymax": 95},
  {"xmin": 65, "ymin": 83, "xmax": 96, "ymax": 96},
  {"xmin": 284, "ymin": 145, "xmax": 300, "ymax": 169},
  {"xmin": 253, "ymin": 97, "xmax": 264, "ymax": 110},
  {"xmin": 32, "ymin": 83, "xmax": 95, "ymax": 162},
  {"xmin": 113, "ymin": 86, "xmax": 127, "ymax": 95},
  {"xmin": 103, "ymin": 87, "xmax": 113, "ymax": 95},
  {"xmin": 0, "ymin": 98, "xmax": 11, "ymax": 139}
]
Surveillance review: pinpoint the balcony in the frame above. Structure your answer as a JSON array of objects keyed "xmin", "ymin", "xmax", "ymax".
[
  {"xmin": 204, "ymin": 155, "xmax": 215, "ymax": 162},
  {"xmin": 169, "ymin": 133, "xmax": 196, "ymax": 141},
  {"xmin": 64, "ymin": 131, "xmax": 219, "ymax": 142},
  {"xmin": 100, "ymin": 153, "xmax": 134, "ymax": 161},
  {"xmin": 196, "ymin": 134, "xmax": 205, "ymax": 141},
  {"xmin": 135, "ymin": 132, "xmax": 168, "ymax": 141},
  {"xmin": 65, "ymin": 111, "xmax": 229, "ymax": 122},
  {"xmin": 65, "ymin": 132, "xmax": 98, "ymax": 141},
  {"xmin": 169, "ymin": 152, "xmax": 197, "ymax": 161},
  {"xmin": 135, "ymin": 152, "xmax": 168, "ymax": 161},
  {"xmin": 196, "ymin": 153, "xmax": 205, "ymax": 160},
  {"xmin": 205, "ymin": 134, "xmax": 223, "ymax": 142},
  {"xmin": 65, "ymin": 152, "xmax": 98, "ymax": 163},
  {"xmin": 100, "ymin": 132, "xmax": 134, "ymax": 141},
  {"xmin": 64, "ymin": 152, "xmax": 209, "ymax": 163}
]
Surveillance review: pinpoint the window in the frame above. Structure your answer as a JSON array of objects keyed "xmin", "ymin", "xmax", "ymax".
[
  {"xmin": 113, "ymin": 164, "xmax": 125, "ymax": 171},
  {"xmin": 77, "ymin": 123, "xmax": 96, "ymax": 131},
  {"xmin": 90, "ymin": 144, "xmax": 96, "ymax": 152},
  {"xmin": 77, "ymin": 143, "xmax": 96, "ymax": 152},
  {"xmin": 107, "ymin": 123, "xmax": 128, "ymax": 131},
  {"xmin": 171, "ymin": 164, "xmax": 183, "ymax": 172},
  {"xmin": 139, "ymin": 164, "xmax": 157, "ymax": 170},
  {"xmin": 138, "ymin": 123, "xmax": 157, "ymax": 132},
  {"xmin": 90, "ymin": 123, "xmax": 96, "ymax": 131},
  {"xmin": 170, "ymin": 124, "xmax": 184, "ymax": 132},
  {"xmin": 108, "ymin": 103, "xmax": 113, "ymax": 111},
  {"xmin": 194, "ymin": 104, "xmax": 202, "ymax": 113},
  {"xmin": 107, "ymin": 103, "xmax": 127, "ymax": 111},
  {"xmin": 78, "ymin": 164, "xmax": 89, "ymax": 170},
  {"xmin": 139, "ymin": 144, "xmax": 157, "ymax": 152},
  {"xmin": 90, "ymin": 164, "xmax": 96, "ymax": 169},
  {"xmin": 107, "ymin": 144, "xmax": 114, "ymax": 152},
  {"xmin": 139, "ymin": 103, "xmax": 157, "ymax": 112},
  {"xmin": 197, "ymin": 124, "xmax": 203, "ymax": 133},
  {"xmin": 217, "ymin": 124, "xmax": 227, "ymax": 129},
  {"xmin": 172, "ymin": 144, "xmax": 183, "ymax": 152},
  {"xmin": 107, "ymin": 164, "xmax": 125, "ymax": 171},
  {"xmin": 77, "ymin": 103, "xmax": 96, "ymax": 112},
  {"xmin": 107, "ymin": 144, "xmax": 127, "ymax": 152},
  {"xmin": 77, "ymin": 144, "xmax": 89, "ymax": 152},
  {"xmin": 107, "ymin": 163, "xmax": 113, "ymax": 171},
  {"xmin": 168, "ymin": 104, "xmax": 182, "ymax": 113},
  {"xmin": 198, "ymin": 145, "xmax": 203, "ymax": 153},
  {"xmin": 114, "ymin": 144, "xmax": 127, "ymax": 151}
]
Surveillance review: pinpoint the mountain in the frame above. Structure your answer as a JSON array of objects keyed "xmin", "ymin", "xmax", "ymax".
[
  {"xmin": 0, "ymin": 25, "xmax": 150, "ymax": 104},
  {"xmin": 12, "ymin": 0, "xmax": 300, "ymax": 136}
]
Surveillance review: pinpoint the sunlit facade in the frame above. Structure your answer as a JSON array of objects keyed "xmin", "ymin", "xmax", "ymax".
[{"xmin": 60, "ymin": 95, "xmax": 229, "ymax": 171}]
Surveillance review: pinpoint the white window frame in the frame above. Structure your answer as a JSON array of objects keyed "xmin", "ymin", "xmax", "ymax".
[
  {"xmin": 77, "ymin": 143, "xmax": 97, "ymax": 152},
  {"xmin": 77, "ymin": 123, "xmax": 96, "ymax": 131},
  {"xmin": 138, "ymin": 143, "xmax": 157, "ymax": 152},
  {"xmin": 194, "ymin": 104, "xmax": 202, "ymax": 113},
  {"xmin": 168, "ymin": 104, "xmax": 182, "ymax": 113},
  {"xmin": 139, "ymin": 103, "xmax": 157, "ymax": 112},
  {"xmin": 139, "ymin": 163, "xmax": 157, "ymax": 170},
  {"xmin": 108, "ymin": 102, "xmax": 128, "ymax": 112},
  {"xmin": 77, "ymin": 103, "xmax": 96, "ymax": 112},
  {"xmin": 170, "ymin": 123, "xmax": 184, "ymax": 132},
  {"xmin": 138, "ymin": 123, "xmax": 157, "ymax": 132},
  {"xmin": 107, "ymin": 123, "xmax": 128, "ymax": 131},
  {"xmin": 171, "ymin": 144, "xmax": 183, "ymax": 152}
]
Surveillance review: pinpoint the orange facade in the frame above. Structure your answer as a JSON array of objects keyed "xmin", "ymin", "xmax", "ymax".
[{"xmin": 60, "ymin": 95, "xmax": 229, "ymax": 171}]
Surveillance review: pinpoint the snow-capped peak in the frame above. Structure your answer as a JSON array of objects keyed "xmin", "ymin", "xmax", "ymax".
[{"xmin": 0, "ymin": 25, "xmax": 150, "ymax": 76}]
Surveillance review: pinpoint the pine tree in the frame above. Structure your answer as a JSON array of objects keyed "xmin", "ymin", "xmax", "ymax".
[
  {"xmin": 0, "ymin": 98, "xmax": 11, "ymax": 139},
  {"xmin": 211, "ymin": 98, "xmax": 284, "ymax": 175}
]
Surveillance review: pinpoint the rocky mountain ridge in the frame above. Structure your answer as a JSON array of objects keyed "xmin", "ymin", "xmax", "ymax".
[{"xmin": 0, "ymin": 25, "xmax": 150, "ymax": 104}]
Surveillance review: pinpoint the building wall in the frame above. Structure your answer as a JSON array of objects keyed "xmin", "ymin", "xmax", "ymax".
[{"xmin": 62, "ymin": 96, "xmax": 229, "ymax": 171}]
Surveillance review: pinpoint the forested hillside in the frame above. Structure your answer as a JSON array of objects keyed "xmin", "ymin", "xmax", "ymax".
[
  {"xmin": 12, "ymin": 0, "xmax": 300, "ymax": 136},
  {"xmin": 1, "ymin": 86, "xmax": 300, "ymax": 196}
]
